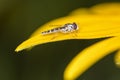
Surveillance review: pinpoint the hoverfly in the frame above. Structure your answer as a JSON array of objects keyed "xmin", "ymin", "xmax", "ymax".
[{"xmin": 41, "ymin": 22, "xmax": 78, "ymax": 35}]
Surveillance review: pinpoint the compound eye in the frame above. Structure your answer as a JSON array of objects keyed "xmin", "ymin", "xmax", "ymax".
[{"xmin": 72, "ymin": 23, "xmax": 78, "ymax": 30}]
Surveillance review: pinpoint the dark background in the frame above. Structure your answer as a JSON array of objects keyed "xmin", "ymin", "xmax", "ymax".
[{"xmin": 0, "ymin": 0, "xmax": 120, "ymax": 80}]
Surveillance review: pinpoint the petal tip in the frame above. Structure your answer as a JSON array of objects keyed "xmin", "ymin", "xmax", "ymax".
[
  {"xmin": 15, "ymin": 45, "xmax": 24, "ymax": 52},
  {"xmin": 15, "ymin": 48, "xmax": 21, "ymax": 52}
]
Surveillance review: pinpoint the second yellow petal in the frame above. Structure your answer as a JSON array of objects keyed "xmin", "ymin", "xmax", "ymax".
[{"xmin": 64, "ymin": 36, "xmax": 120, "ymax": 80}]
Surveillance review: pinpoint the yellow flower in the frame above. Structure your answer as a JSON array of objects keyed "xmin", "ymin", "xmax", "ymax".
[{"xmin": 15, "ymin": 3, "xmax": 120, "ymax": 80}]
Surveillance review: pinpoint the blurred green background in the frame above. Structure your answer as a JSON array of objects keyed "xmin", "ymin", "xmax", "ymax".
[{"xmin": 1, "ymin": 0, "xmax": 120, "ymax": 80}]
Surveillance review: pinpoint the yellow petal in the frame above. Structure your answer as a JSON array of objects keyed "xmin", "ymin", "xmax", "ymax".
[
  {"xmin": 69, "ymin": 3, "xmax": 120, "ymax": 16},
  {"xmin": 68, "ymin": 8, "xmax": 91, "ymax": 16},
  {"xmin": 15, "ymin": 15, "xmax": 120, "ymax": 52},
  {"xmin": 90, "ymin": 3, "xmax": 120, "ymax": 15},
  {"xmin": 64, "ymin": 36, "xmax": 120, "ymax": 80},
  {"xmin": 31, "ymin": 15, "xmax": 120, "ymax": 38},
  {"xmin": 114, "ymin": 50, "xmax": 120, "ymax": 67}
]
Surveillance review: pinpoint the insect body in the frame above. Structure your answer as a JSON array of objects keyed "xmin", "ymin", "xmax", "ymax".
[{"xmin": 41, "ymin": 22, "xmax": 78, "ymax": 35}]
